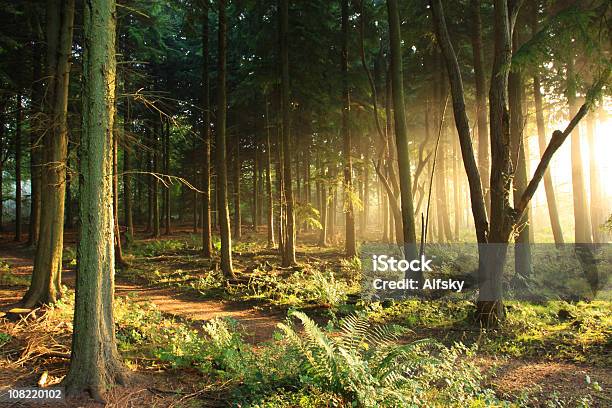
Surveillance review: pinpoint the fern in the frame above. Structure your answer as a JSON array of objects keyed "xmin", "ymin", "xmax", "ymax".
[{"xmin": 278, "ymin": 311, "xmax": 438, "ymax": 407}]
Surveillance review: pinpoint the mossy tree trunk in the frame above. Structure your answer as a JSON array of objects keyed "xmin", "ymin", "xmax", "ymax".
[
  {"xmin": 63, "ymin": 0, "xmax": 127, "ymax": 399},
  {"xmin": 22, "ymin": 0, "xmax": 74, "ymax": 307}
]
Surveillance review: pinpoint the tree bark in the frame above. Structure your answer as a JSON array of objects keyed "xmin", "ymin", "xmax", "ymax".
[
  {"xmin": 22, "ymin": 0, "xmax": 74, "ymax": 307},
  {"xmin": 587, "ymin": 113, "xmax": 603, "ymax": 243},
  {"xmin": 533, "ymin": 73, "xmax": 563, "ymax": 244},
  {"xmin": 233, "ymin": 143, "xmax": 242, "ymax": 240},
  {"xmin": 509, "ymin": 25, "xmax": 532, "ymax": 277},
  {"xmin": 387, "ymin": 0, "xmax": 418, "ymax": 262},
  {"xmin": 164, "ymin": 119, "xmax": 171, "ymax": 235},
  {"xmin": 113, "ymin": 121, "xmax": 126, "ymax": 267},
  {"xmin": 152, "ymin": 121, "xmax": 160, "ymax": 237},
  {"xmin": 567, "ymin": 58, "xmax": 592, "ymax": 244},
  {"xmin": 265, "ymin": 100, "xmax": 275, "ymax": 247},
  {"xmin": 123, "ymin": 113, "xmax": 134, "ymax": 242},
  {"xmin": 14, "ymin": 95, "xmax": 22, "ymax": 242},
  {"xmin": 470, "ymin": 0, "xmax": 490, "ymax": 213},
  {"xmin": 279, "ymin": 0, "xmax": 296, "ymax": 266},
  {"xmin": 216, "ymin": 0, "xmax": 235, "ymax": 279},
  {"xmin": 28, "ymin": 37, "xmax": 44, "ymax": 247},
  {"xmin": 201, "ymin": 0, "xmax": 212, "ymax": 257},
  {"xmin": 63, "ymin": 0, "xmax": 127, "ymax": 398},
  {"xmin": 341, "ymin": 0, "xmax": 357, "ymax": 257}
]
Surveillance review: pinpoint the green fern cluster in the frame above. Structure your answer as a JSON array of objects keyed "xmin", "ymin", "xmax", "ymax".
[{"xmin": 278, "ymin": 311, "xmax": 438, "ymax": 407}]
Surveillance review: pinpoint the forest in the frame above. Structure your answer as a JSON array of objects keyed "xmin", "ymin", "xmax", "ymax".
[{"xmin": 0, "ymin": 0, "xmax": 610, "ymax": 406}]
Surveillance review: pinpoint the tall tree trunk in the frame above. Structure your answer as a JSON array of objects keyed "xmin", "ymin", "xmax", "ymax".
[
  {"xmin": 452, "ymin": 137, "xmax": 460, "ymax": 240},
  {"xmin": 265, "ymin": 100, "xmax": 275, "ymax": 247},
  {"xmin": 123, "ymin": 113, "xmax": 134, "ymax": 242},
  {"xmin": 341, "ymin": 0, "xmax": 357, "ymax": 257},
  {"xmin": 164, "ymin": 119, "xmax": 171, "ymax": 235},
  {"xmin": 509, "ymin": 26, "xmax": 532, "ymax": 277},
  {"xmin": 533, "ymin": 74, "xmax": 563, "ymax": 244},
  {"xmin": 14, "ymin": 95, "xmax": 22, "ymax": 242},
  {"xmin": 567, "ymin": 59, "xmax": 592, "ymax": 244},
  {"xmin": 275, "ymin": 123, "xmax": 285, "ymax": 253},
  {"xmin": 63, "ymin": 0, "xmax": 127, "ymax": 398},
  {"xmin": 216, "ymin": 0, "xmax": 235, "ymax": 279},
  {"xmin": 318, "ymin": 166, "xmax": 329, "ymax": 247},
  {"xmin": 201, "ymin": 0, "xmax": 212, "ymax": 257},
  {"xmin": 22, "ymin": 0, "xmax": 74, "ymax": 307},
  {"xmin": 28, "ymin": 40, "xmax": 43, "ymax": 247},
  {"xmin": 233, "ymin": 143, "xmax": 242, "ymax": 239},
  {"xmin": 279, "ymin": 0, "xmax": 296, "ymax": 266},
  {"xmin": 152, "ymin": 122, "xmax": 160, "ymax": 237},
  {"xmin": 470, "ymin": 0, "xmax": 490, "ymax": 213},
  {"xmin": 586, "ymin": 113, "xmax": 603, "ymax": 243},
  {"xmin": 253, "ymin": 139, "xmax": 259, "ymax": 228},
  {"xmin": 387, "ymin": 0, "xmax": 418, "ymax": 262},
  {"xmin": 0, "ymin": 103, "xmax": 4, "ymax": 232},
  {"xmin": 145, "ymin": 127, "xmax": 152, "ymax": 232},
  {"xmin": 113, "ymin": 121, "xmax": 125, "ymax": 267}
]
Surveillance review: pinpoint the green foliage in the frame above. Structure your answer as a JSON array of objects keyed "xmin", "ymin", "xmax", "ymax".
[
  {"xmin": 132, "ymin": 239, "xmax": 187, "ymax": 257},
  {"xmin": 0, "ymin": 262, "xmax": 29, "ymax": 286},
  {"xmin": 245, "ymin": 269, "xmax": 349, "ymax": 307},
  {"xmin": 295, "ymin": 202, "xmax": 323, "ymax": 230},
  {"xmin": 0, "ymin": 332, "xmax": 11, "ymax": 348},
  {"xmin": 368, "ymin": 299, "xmax": 612, "ymax": 367},
  {"xmin": 278, "ymin": 311, "xmax": 500, "ymax": 407}
]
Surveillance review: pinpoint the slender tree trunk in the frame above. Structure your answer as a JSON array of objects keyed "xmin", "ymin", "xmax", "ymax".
[
  {"xmin": 0, "ymin": 104, "xmax": 4, "ymax": 232},
  {"xmin": 253, "ymin": 140, "xmax": 260, "ymax": 229},
  {"xmin": 28, "ymin": 43, "xmax": 43, "ymax": 247},
  {"xmin": 387, "ymin": 0, "xmax": 418, "ymax": 263},
  {"xmin": 113, "ymin": 122, "xmax": 126, "ymax": 267},
  {"xmin": 22, "ymin": 0, "xmax": 74, "ymax": 307},
  {"xmin": 145, "ymin": 127, "xmax": 152, "ymax": 232},
  {"xmin": 567, "ymin": 59, "xmax": 592, "ymax": 244},
  {"xmin": 152, "ymin": 122, "xmax": 160, "ymax": 237},
  {"xmin": 265, "ymin": 100, "xmax": 275, "ymax": 247},
  {"xmin": 164, "ymin": 119, "xmax": 171, "ymax": 235},
  {"xmin": 533, "ymin": 75, "xmax": 563, "ymax": 244},
  {"xmin": 201, "ymin": 0, "xmax": 212, "ymax": 257},
  {"xmin": 63, "ymin": 0, "xmax": 127, "ymax": 398},
  {"xmin": 123, "ymin": 113, "xmax": 134, "ymax": 242},
  {"xmin": 470, "ymin": 0, "xmax": 490, "ymax": 213},
  {"xmin": 318, "ymin": 166, "xmax": 328, "ymax": 247},
  {"xmin": 14, "ymin": 95, "xmax": 22, "ymax": 242},
  {"xmin": 280, "ymin": 0, "xmax": 296, "ymax": 266},
  {"xmin": 341, "ymin": 0, "xmax": 357, "ymax": 257},
  {"xmin": 233, "ymin": 143, "xmax": 242, "ymax": 240},
  {"xmin": 328, "ymin": 165, "xmax": 337, "ymax": 241},
  {"xmin": 586, "ymin": 113, "xmax": 603, "ymax": 243},
  {"xmin": 452, "ymin": 138, "xmax": 460, "ymax": 240},
  {"xmin": 275, "ymin": 123, "xmax": 285, "ymax": 253},
  {"xmin": 216, "ymin": 0, "xmax": 235, "ymax": 279},
  {"xmin": 509, "ymin": 27, "xmax": 532, "ymax": 277}
]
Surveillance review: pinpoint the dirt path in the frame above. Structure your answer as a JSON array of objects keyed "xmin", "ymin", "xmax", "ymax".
[{"xmin": 0, "ymin": 239, "xmax": 283, "ymax": 344}]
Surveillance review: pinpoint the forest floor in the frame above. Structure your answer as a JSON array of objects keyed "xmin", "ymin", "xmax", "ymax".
[{"xmin": 0, "ymin": 227, "xmax": 610, "ymax": 407}]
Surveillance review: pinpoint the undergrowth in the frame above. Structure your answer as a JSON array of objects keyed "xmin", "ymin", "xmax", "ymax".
[{"xmin": 367, "ymin": 299, "xmax": 612, "ymax": 366}]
